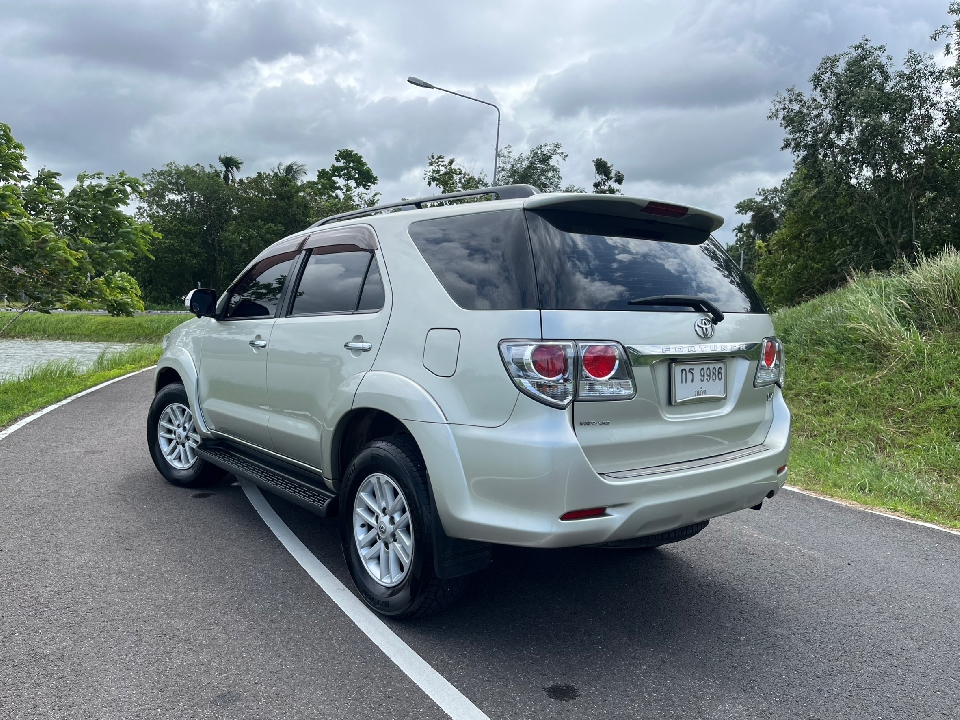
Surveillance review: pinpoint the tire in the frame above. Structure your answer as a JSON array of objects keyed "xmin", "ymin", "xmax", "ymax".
[
  {"xmin": 147, "ymin": 383, "xmax": 226, "ymax": 488},
  {"xmin": 339, "ymin": 436, "xmax": 467, "ymax": 619},
  {"xmin": 591, "ymin": 520, "xmax": 709, "ymax": 549}
]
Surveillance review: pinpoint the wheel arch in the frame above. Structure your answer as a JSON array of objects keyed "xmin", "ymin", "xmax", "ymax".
[
  {"xmin": 155, "ymin": 366, "xmax": 182, "ymax": 392},
  {"xmin": 154, "ymin": 347, "xmax": 208, "ymax": 433},
  {"xmin": 331, "ymin": 407, "xmax": 412, "ymax": 484}
]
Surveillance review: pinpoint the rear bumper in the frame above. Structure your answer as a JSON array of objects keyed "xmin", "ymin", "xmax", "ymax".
[{"xmin": 427, "ymin": 388, "xmax": 791, "ymax": 549}]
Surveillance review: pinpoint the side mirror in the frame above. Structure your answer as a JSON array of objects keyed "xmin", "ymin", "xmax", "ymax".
[{"xmin": 185, "ymin": 288, "xmax": 218, "ymax": 318}]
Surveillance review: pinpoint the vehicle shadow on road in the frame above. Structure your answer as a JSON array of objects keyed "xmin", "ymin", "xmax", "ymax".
[{"xmin": 230, "ymin": 484, "xmax": 786, "ymax": 693}]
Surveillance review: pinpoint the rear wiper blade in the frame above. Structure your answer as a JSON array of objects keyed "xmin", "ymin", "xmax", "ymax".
[{"xmin": 627, "ymin": 295, "xmax": 724, "ymax": 324}]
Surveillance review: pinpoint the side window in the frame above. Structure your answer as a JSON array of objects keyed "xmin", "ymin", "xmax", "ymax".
[
  {"xmin": 407, "ymin": 210, "xmax": 538, "ymax": 310},
  {"xmin": 357, "ymin": 257, "xmax": 385, "ymax": 312},
  {"xmin": 225, "ymin": 252, "xmax": 297, "ymax": 319},
  {"xmin": 290, "ymin": 250, "xmax": 371, "ymax": 315}
]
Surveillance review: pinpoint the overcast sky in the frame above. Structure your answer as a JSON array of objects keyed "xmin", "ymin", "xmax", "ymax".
[{"xmin": 0, "ymin": 0, "xmax": 950, "ymax": 243}]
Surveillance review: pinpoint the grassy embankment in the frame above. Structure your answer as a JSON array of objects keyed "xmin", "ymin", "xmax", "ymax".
[
  {"xmin": 0, "ymin": 312, "xmax": 191, "ymax": 427},
  {"xmin": 1, "ymin": 311, "xmax": 190, "ymax": 342},
  {"xmin": 776, "ymin": 249, "xmax": 960, "ymax": 529}
]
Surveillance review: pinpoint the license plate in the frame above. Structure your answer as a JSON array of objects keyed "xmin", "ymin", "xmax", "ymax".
[{"xmin": 671, "ymin": 361, "xmax": 726, "ymax": 404}]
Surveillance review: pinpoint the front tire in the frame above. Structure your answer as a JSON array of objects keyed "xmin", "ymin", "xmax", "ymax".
[
  {"xmin": 147, "ymin": 383, "xmax": 226, "ymax": 488},
  {"xmin": 339, "ymin": 436, "xmax": 467, "ymax": 619}
]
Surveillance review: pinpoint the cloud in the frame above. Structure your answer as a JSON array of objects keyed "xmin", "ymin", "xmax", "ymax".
[
  {"xmin": 5, "ymin": 0, "xmax": 351, "ymax": 79},
  {"xmin": 0, "ymin": 0, "xmax": 951, "ymax": 244}
]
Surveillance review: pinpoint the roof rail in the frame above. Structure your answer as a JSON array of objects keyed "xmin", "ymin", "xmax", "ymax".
[{"xmin": 307, "ymin": 184, "xmax": 540, "ymax": 228}]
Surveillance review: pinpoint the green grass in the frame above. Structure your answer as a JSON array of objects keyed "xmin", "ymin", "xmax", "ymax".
[
  {"xmin": 0, "ymin": 345, "xmax": 162, "ymax": 428},
  {"xmin": 775, "ymin": 248, "xmax": 960, "ymax": 529},
  {"xmin": 0, "ymin": 311, "xmax": 190, "ymax": 342}
]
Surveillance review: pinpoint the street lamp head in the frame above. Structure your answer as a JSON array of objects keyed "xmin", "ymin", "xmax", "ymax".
[{"xmin": 407, "ymin": 76, "xmax": 435, "ymax": 89}]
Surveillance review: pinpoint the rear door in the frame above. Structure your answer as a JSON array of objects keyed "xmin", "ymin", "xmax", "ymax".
[
  {"xmin": 526, "ymin": 208, "xmax": 775, "ymax": 474},
  {"xmin": 266, "ymin": 226, "xmax": 390, "ymax": 472},
  {"xmin": 197, "ymin": 249, "xmax": 298, "ymax": 448}
]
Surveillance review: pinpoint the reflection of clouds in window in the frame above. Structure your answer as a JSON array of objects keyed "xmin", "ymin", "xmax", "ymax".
[
  {"xmin": 528, "ymin": 212, "xmax": 763, "ymax": 313},
  {"xmin": 409, "ymin": 211, "xmax": 538, "ymax": 311},
  {"xmin": 292, "ymin": 251, "xmax": 370, "ymax": 315}
]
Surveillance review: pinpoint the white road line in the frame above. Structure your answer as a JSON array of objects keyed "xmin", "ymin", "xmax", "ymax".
[
  {"xmin": 239, "ymin": 479, "xmax": 489, "ymax": 720},
  {"xmin": 0, "ymin": 366, "xmax": 156, "ymax": 441},
  {"xmin": 784, "ymin": 485, "xmax": 960, "ymax": 537}
]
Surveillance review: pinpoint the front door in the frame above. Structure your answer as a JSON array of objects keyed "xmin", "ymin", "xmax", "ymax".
[
  {"xmin": 197, "ymin": 250, "xmax": 298, "ymax": 449},
  {"xmin": 267, "ymin": 228, "xmax": 390, "ymax": 472}
]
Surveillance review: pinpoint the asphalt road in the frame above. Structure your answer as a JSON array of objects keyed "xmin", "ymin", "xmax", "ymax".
[{"xmin": 1, "ymin": 371, "xmax": 958, "ymax": 719}]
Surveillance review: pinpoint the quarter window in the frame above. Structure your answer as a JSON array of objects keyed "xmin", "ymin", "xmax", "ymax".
[
  {"xmin": 357, "ymin": 257, "xmax": 385, "ymax": 312},
  {"xmin": 407, "ymin": 210, "xmax": 538, "ymax": 310},
  {"xmin": 225, "ymin": 252, "xmax": 297, "ymax": 319}
]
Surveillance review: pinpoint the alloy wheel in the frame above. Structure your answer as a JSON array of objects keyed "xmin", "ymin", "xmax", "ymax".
[
  {"xmin": 157, "ymin": 402, "xmax": 200, "ymax": 470},
  {"xmin": 352, "ymin": 472, "xmax": 414, "ymax": 587}
]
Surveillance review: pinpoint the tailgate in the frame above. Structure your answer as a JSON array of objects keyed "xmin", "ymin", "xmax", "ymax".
[{"xmin": 543, "ymin": 310, "xmax": 775, "ymax": 474}]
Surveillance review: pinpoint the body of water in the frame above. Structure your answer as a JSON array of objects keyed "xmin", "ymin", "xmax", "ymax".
[{"xmin": 0, "ymin": 339, "xmax": 133, "ymax": 380}]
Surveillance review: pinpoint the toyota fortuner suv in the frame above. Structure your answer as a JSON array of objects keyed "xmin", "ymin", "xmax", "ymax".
[{"xmin": 147, "ymin": 185, "xmax": 791, "ymax": 618}]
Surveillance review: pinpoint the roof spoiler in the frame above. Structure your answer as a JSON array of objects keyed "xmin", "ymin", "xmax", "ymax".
[{"xmin": 523, "ymin": 193, "xmax": 724, "ymax": 233}]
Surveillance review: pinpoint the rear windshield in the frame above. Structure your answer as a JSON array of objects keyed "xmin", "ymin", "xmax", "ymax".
[
  {"xmin": 407, "ymin": 210, "xmax": 538, "ymax": 310},
  {"xmin": 526, "ymin": 210, "xmax": 765, "ymax": 313}
]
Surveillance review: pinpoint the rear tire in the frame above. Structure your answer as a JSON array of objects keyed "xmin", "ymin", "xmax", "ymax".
[
  {"xmin": 147, "ymin": 383, "xmax": 226, "ymax": 488},
  {"xmin": 591, "ymin": 520, "xmax": 709, "ymax": 549},
  {"xmin": 339, "ymin": 436, "xmax": 467, "ymax": 619}
]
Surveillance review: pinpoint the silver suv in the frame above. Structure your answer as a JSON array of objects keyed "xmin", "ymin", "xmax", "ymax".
[{"xmin": 148, "ymin": 185, "xmax": 791, "ymax": 618}]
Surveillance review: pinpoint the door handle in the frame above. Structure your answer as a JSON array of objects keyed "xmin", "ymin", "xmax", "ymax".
[
  {"xmin": 249, "ymin": 339, "xmax": 267, "ymax": 349},
  {"xmin": 344, "ymin": 341, "xmax": 373, "ymax": 352}
]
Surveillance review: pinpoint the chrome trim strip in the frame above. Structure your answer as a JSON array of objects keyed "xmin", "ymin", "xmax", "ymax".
[
  {"xmin": 626, "ymin": 342, "xmax": 761, "ymax": 367},
  {"xmin": 601, "ymin": 444, "xmax": 771, "ymax": 480},
  {"xmin": 210, "ymin": 430, "xmax": 328, "ymax": 479}
]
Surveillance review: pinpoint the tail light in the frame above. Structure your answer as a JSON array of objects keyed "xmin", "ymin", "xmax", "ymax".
[
  {"xmin": 499, "ymin": 341, "xmax": 576, "ymax": 408},
  {"xmin": 499, "ymin": 340, "xmax": 636, "ymax": 408},
  {"xmin": 754, "ymin": 337, "xmax": 784, "ymax": 388},
  {"xmin": 576, "ymin": 342, "xmax": 636, "ymax": 400}
]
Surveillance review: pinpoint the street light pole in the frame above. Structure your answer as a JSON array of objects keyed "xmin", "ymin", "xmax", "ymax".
[{"xmin": 408, "ymin": 76, "xmax": 501, "ymax": 184}]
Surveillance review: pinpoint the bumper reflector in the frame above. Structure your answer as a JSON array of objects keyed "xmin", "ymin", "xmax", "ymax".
[
  {"xmin": 777, "ymin": 464, "xmax": 787, "ymax": 474},
  {"xmin": 560, "ymin": 507, "xmax": 608, "ymax": 521}
]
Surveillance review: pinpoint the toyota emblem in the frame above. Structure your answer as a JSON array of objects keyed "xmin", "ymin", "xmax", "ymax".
[{"xmin": 694, "ymin": 317, "xmax": 715, "ymax": 339}]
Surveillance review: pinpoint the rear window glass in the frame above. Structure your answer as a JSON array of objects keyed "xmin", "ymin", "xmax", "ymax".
[
  {"xmin": 290, "ymin": 250, "xmax": 371, "ymax": 315},
  {"xmin": 526, "ymin": 210, "xmax": 765, "ymax": 313},
  {"xmin": 408, "ymin": 210, "xmax": 538, "ymax": 310}
]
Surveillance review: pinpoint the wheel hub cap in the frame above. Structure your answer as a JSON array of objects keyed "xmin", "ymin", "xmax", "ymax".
[
  {"xmin": 353, "ymin": 473, "xmax": 414, "ymax": 588},
  {"xmin": 157, "ymin": 402, "xmax": 200, "ymax": 471}
]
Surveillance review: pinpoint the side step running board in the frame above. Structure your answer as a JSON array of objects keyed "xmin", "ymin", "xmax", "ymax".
[{"xmin": 197, "ymin": 443, "xmax": 337, "ymax": 517}]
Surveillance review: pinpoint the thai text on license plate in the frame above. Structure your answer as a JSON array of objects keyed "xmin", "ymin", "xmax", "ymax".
[{"xmin": 671, "ymin": 361, "xmax": 726, "ymax": 404}]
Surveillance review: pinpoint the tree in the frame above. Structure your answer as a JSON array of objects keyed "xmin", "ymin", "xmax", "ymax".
[
  {"xmin": 424, "ymin": 154, "xmax": 487, "ymax": 194},
  {"xmin": 135, "ymin": 162, "xmax": 237, "ymax": 302},
  {"xmin": 218, "ymin": 155, "xmax": 243, "ymax": 185},
  {"xmin": 496, "ymin": 142, "xmax": 581, "ymax": 192},
  {"xmin": 592, "ymin": 158, "xmax": 624, "ymax": 194},
  {"xmin": 933, "ymin": 2, "xmax": 960, "ymax": 87},
  {"xmin": 0, "ymin": 123, "xmax": 154, "ymax": 333},
  {"xmin": 728, "ymin": 187, "xmax": 784, "ymax": 277},
  {"xmin": 738, "ymin": 29, "xmax": 960, "ymax": 307},
  {"xmin": 277, "ymin": 161, "xmax": 307, "ymax": 182},
  {"xmin": 134, "ymin": 149, "xmax": 381, "ymax": 304},
  {"xmin": 310, "ymin": 149, "xmax": 380, "ymax": 220}
]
